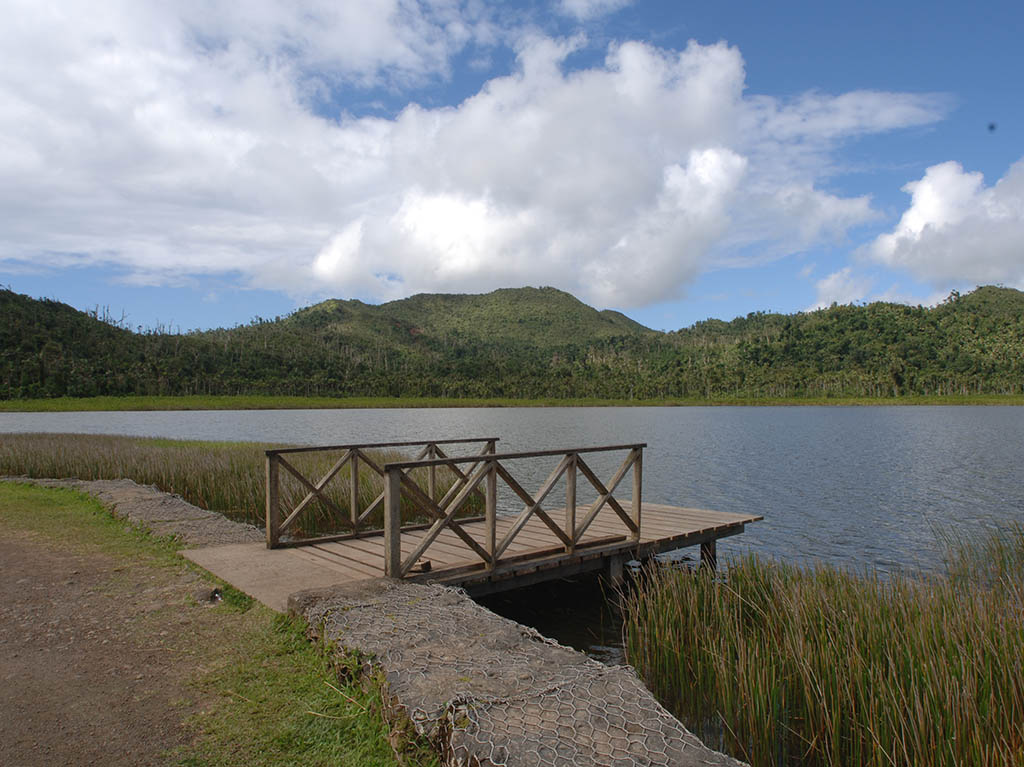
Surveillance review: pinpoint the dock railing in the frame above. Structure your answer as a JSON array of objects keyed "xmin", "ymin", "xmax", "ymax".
[
  {"xmin": 381, "ymin": 443, "xmax": 645, "ymax": 578},
  {"xmin": 265, "ymin": 438, "xmax": 498, "ymax": 548}
]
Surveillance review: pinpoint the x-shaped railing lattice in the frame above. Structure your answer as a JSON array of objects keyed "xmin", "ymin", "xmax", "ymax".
[
  {"xmin": 265, "ymin": 438, "xmax": 498, "ymax": 548},
  {"xmin": 381, "ymin": 444, "xmax": 645, "ymax": 578}
]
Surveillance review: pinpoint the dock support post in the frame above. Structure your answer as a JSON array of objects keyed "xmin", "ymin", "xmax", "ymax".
[
  {"xmin": 266, "ymin": 453, "xmax": 280, "ymax": 549},
  {"xmin": 349, "ymin": 451, "xmax": 360, "ymax": 530},
  {"xmin": 700, "ymin": 540, "xmax": 717, "ymax": 571},
  {"xmin": 606, "ymin": 553, "xmax": 625, "ymax": 587},
  {"xmin": 384, "ymin": 468, "xmax": 403, "ymax": 578},
  {"xmin": 486, "ymin": 460, "xmax": 497, "ymax": 569},
  {"xmin": 631, "ymin": 447, "xmax": 643, "ymax": 541},
  {"xmin": 565, "ymin": 453, "xmax": 577, "ymax": 554}
]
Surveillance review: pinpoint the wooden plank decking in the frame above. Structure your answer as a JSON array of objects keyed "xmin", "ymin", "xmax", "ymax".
[{"xmin": 184, "ymin": 502, "xmax": 762, "ymax": 611}]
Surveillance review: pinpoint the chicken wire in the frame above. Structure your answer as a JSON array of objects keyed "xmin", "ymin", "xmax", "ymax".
[{"xmin": 292, "ymin": 579, "xmax": 746, "ymax": 767}]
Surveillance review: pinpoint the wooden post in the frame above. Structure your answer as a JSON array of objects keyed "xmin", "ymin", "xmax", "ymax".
[
  {"xmin": 384, "ymin": 468, "xmax": 403, "ymax": 578},
  {"xmin": 349, "ymin": 451, "xmax": 360, "ymax": 530},
  {"xmin": 631, "ymin": 447, "xmax": 643, "ymax": 541},
  {"xmin": 486, "ymin": 460, "xmax": 497, "ymax": 569},
  {"xmin": 565, "ymin": 453, "xmax": 577, "ymax": 553},
  {"xmin": 427, "ymin": 444, "xmax": 436, "ymax": 502},
  {"xmin": 606, "ymin": 553, "xmax": 625, "ymax": 587},
  {"xmin": 265, "ymin": 453, "xmax": 280, "ymax": 549},
  {"xmin": 700, "ymin": 539, "xmax": 717, "ymax": 571},
  {"xmin": 485, "ymin": 439, "xmax": 497, "ymax": 455}
]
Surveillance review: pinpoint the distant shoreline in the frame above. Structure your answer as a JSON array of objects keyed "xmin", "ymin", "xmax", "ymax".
[{"xmin": 3, "ymin": 393, "xmax": 1023, "ymax": 412}]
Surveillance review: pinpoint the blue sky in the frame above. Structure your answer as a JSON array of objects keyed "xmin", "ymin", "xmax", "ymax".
[{"xmin": 2, "ymin": 0, "xmax": 1022, "ymax": 332}]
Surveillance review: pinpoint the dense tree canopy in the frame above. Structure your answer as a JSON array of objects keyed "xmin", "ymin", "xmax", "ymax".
[{"xmin": 2, "ymin": 285, "xmax": 1022, "ymax": 400}]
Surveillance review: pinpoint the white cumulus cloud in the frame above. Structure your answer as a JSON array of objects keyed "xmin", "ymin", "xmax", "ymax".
[
  {"xmin": 558, "ymin": 0, "xmax": 634, "ymax": 21},
  {"xmin": 0, "ymin": 2, "xmax": 948, "ymax": 309},
  {"xmin": 868, "ymin": 159, "xmax": 1024, "ymax": 288},
  {"xmin": 809, "ymin": 267, "xmax": 874, "ymax": 309}
]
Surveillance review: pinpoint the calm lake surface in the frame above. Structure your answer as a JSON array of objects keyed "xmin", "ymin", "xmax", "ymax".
[
  {"xmin": 5, "ymin": 405, "xmax": 1022, "ymax": 665},
  {"xmin": 4, "ymin": 405, "xmax": 1022, "ymax": 573}
]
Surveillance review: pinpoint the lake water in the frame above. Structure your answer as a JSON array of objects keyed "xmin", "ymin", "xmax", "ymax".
[
  {"xmin": 4, "ymin": 405, "xmax": 1022, "ymax": 573},
  {"xmin": 5, "ymin": 405, "xmax": 1023, "ymax": 667}
]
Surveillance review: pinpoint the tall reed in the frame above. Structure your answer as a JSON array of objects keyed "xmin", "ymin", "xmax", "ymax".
[
  {"xmin": 0, "ymin": 432, "xmax": 478, "ymax": 536},
  {"xmin": 623, "ymin": 531, "xmax": 1024, "ymax": 766}
]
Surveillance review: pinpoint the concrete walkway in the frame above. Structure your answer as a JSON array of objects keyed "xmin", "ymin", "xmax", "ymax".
[{"xmin": 11, "ymin": 477, "xmax": 748, "ymax": 767}]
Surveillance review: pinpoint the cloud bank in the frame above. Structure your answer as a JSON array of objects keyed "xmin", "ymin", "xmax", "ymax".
[
  {"xmin": 0, "ymin": 1, "xmax": 948, "ymax": 309},
  {"xmin": 869, "ymin": 160, "xmax": 1024, "ymax": 289}
]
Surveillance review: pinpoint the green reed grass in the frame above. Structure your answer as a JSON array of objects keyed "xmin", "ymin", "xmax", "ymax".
[
  {"xmin": 623, "ymin": 531, "xmax": 1024, "ymax": 767},
  {"xmin": 0, "ymin": 433, "xmax": 477, "ymax": 537}
]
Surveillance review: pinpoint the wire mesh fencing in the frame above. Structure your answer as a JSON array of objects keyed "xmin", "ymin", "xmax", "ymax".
[{"xmin": 293, "ymin": 579, "xmax": 747, "ymax": 767}]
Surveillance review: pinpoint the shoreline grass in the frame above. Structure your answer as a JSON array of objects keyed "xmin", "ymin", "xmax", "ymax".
[
  {"xmin": 623, "ymin": 529, "xmax": 1024, "ymax": 766},
  {"xmin": 3, "ymin": 392, "xmax": 1024, "ymax": 412},
  {"xmin": 0, "ymin": 433, "xmax": 476, "ymax": 534}
]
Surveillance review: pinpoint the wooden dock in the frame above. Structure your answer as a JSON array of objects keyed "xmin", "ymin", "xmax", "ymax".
[
  {"xmin": 184, "ymin": 438, "xmax": 761, "ymax": 611},
  {"xmin": 185, "ymin": 501, "xmax": 760, "ymax": 610}
]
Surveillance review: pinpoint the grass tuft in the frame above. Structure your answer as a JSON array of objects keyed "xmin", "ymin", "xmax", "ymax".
[
  {"xmin": 623, "ymin": 532, "xmax": 1024, "ymax": 766},
  {"xmin": 182, "ymin": 613, "xmax": 438, "ymax": 767}
]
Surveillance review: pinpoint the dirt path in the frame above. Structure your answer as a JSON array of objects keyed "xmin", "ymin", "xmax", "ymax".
[
  {"xmin": 0, "ymin": 534, "xmax": 215, "ymax": 766},
  {"xmin": 0, "ymin": 479, "xmax": 263, "ymax": 767}
]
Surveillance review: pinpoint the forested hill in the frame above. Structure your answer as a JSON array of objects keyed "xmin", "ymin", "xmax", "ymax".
[
  {"xmin": 2, "ymin": 285, "xmax": 1023, "ymax": 400},
  {"xmin": 284, "ymin": 287, "xmax": 654, "ymax": 347}
]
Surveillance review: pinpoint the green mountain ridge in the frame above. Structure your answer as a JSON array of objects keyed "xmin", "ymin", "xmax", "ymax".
[
  {"xmin": 2, "ymin": 285, "xmax": 1023, "ymax": 400},
  {"xmin": 286, "ymin": 287, "xmax": 655, "ymax": 346}
]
